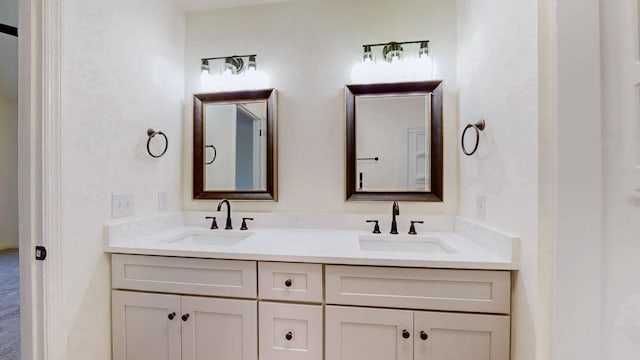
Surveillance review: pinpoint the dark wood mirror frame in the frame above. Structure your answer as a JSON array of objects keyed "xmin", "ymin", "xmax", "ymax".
[
  {"xmin": 193, "ymin": 89, "xmax": 277, "ymax": 200},
  {"xmin": 346, "ymin": 81, "xmax": 443, "ymax": 201}
]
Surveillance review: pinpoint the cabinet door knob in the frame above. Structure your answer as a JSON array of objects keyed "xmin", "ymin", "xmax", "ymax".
[
  {"xmin": 420, "ymin": 331, "xmax": 429, "ymax": 340},
  {"xmin": 402, "ymin": 330, "xmax": 410, "ymax": 339},
  {"xmin": 181, "ymin": 314, "xmax": 190, "ymax": 322},
  {"xmin": 168, "ymin": 312, "xmax": 176, "ymax": 320},
  {"xmin": 285, "ymin": 331, "xmax": 293, "ymax": 341},
  {"xmin": 284, "ymin": 279, "xmax": 292, "ymax": 287}
]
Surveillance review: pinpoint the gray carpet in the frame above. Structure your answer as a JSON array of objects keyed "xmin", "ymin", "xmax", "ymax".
[{"xmin": 0, "ymin": 249, "xmax": 20, "ymax": 360}]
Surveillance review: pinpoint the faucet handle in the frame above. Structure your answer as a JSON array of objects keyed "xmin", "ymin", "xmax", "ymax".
[
  {"xmin": 366, "ymin": 220, "xmax": 381, "ymax": 234},
  {"xmin": 240, "ymin": 218, "xmax": 254, "ymax": 231},
  {"xmin": 205, "ymin": 216, "xmax": 218, "ymax": 229},
  {"xmin": 408, "ymin": 220, "xmax": 424, "ymax": 235}
]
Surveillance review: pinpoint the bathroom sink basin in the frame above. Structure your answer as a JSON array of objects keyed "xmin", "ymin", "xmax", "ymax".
[
  {"xmin": 163, "ymin": 231, "xmax": 253, "ymax": 246},
  {"xmin": 358, "ymin": 235, "xmax": 454, "ymax": 253}
]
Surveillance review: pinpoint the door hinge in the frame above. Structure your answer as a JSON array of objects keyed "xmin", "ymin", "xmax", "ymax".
[{"xmin": 35, "ymin": 246, "xmax": 47, "ymax": 261}]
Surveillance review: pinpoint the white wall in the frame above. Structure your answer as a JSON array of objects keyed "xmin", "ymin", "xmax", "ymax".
[
  {"xmin": 456, "ymin": 1, "xmax": 539, "ymax": 360},
  {"xmin": 60, "ymin": 1, "xmax": 184, "ymax": 358},
  {"xmin": 0, "ymin": 0, "xmax": 19, "ymax": 105},
  {"xmin": 600, "ymin": 0, "xmax": 640, "ymax": 357},
  {"xmin": 0, "ymin": 1, "xmax": 19, "ymax": 251},
  {"xmin": 183, "ymin": 0, "xmax": 458, "ymax": 216},
  {"xmin": 0, "ymin": 95, "xmax": 18, "ymax": 249},
  {"xmin": 551, "ymin": 0, "xmax": 604, "ymax": 359}
]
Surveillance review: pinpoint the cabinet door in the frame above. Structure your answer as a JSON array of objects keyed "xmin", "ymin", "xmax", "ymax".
[
  {"xmin": 325, "ymin": 305, "xmax": 413, "ymax": 360},
  {"xmin": 112, "ymin": 290, "xmax": 181, "ymax": 360},
  {"xmin": 181, "ymin": 296, "xmax": 257, "ymax": 360},
  {"xmin": 259, "ymin": 301, "xmax": 323, "ymax": 360},
  {"xmin": 414, "ymin": 312, "xmax": 510, "ymax": 360}
]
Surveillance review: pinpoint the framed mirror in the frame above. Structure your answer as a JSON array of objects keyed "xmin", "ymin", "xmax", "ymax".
[
  {"xmin": 346, "ymin": 81, "xmax": 443, "ymax": 201},
  {"xmin": 193, "ymin": 89, "xmax": 277, "ymax": 200}
]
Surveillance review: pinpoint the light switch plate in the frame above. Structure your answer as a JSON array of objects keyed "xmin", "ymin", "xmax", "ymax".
[
  {"xmin": 158, "ymin": 191, "xmax": 169, "ymax": 211},
  {"xmin": 112, "ymin": 193, "xmax": 135, "ymax": 218}
]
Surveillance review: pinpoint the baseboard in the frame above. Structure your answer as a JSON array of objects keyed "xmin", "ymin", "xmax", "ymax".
[{"xmin": 0, "ymin": 244, "xmax": 19, "ymax": 251}]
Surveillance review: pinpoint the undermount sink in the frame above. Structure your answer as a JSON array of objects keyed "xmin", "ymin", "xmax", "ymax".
[
  {"xmin": 359, "ymin": 235, "xmax": 454, "ymax": 253},
  {"xmin": 163, "ymin": 230, "xmax": 253, "ymax": 246}
]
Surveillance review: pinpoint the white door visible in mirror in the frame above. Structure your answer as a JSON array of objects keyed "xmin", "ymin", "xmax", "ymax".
[
  {"xmin": 355, "ymin": 94, "xmax": 431, "ymax": 192},
  {"xmin": 204, "ymin": 101, "xmax": 267, "ymax": 191}
]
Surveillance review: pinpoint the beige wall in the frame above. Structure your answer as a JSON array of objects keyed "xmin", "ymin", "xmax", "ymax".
[
  {"xmin": 456, "ymin": 0, "xmax": 540, "ymax": 359},
  {"xmin": 60, "ymin": 0, "xmax": 185, "ymax": 358},
  {"xmin": 0, "ymin": 95, "xmax": 18, "ymax": 249},
  {"xmin": 183, "ymin": 0, "xmax": 458, "ymax": 215}
]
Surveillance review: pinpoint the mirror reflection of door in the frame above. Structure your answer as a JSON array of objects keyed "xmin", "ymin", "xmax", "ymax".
[
  {"xmin": 355, "ymin": 94, "xmax": 431, "ymax": 192},
  {"xmin": 204, "ymin": 101, "xmax": 267, "ymax": 191}
]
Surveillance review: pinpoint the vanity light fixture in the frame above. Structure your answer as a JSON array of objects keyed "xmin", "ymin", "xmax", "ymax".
[
  {"xmin": 200, "ymin": 59, "xmax": 210, "ymax": 73},
  {"xmin": 383, "ymin": 42, "xmax": 404, "ymax": 63},
  {"xmin": 418, "ymin": 41, "xmax": 430, "ymax": 59},
  {"xmin": 200, "ymin": 54, "xmax": 269, "ymax": 92},
  {"xmin": 362, "ymin": 45, "xmax": 374, "ymax": 63},
  {"xmin": 351, "ymin": 40, "xmax": 433, "ymax": 83},
  {"xmin": 247, "ymin": 55, "xmax": 257, "ymax": 71},
  {"xmin": 222, "ymin": 56, "xmax": 245, "ymax": 74}
]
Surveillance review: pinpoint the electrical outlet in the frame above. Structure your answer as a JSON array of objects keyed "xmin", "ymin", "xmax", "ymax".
[
  {"xmin": 476, "ymin": 195, "xmax": 486, "ymax": 221},
  {"xmin": 112, "ymin": 193, "xmax": 135, "ymax": 218},
  {"xmin": 158, "ymin": 191, "xmax": 169, "ymax": 211}
]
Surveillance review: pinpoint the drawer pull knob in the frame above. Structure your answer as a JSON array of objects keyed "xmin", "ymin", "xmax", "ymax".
[
  {"xmin": 182, "ymin": 314, "xmax": 190, "ymax": 322},
  {"xmin": 285, "ymin": 331, "xmax": 293, "ymax": 341},
  {"xmin": 284, "ymin": 279, "xmax": 292, "ymax": 287},
  {"xmin": 168, "ymin": 312, "xmax": 176, "ymax": 320},
  {"xmin": 402, "ymin": 330, "xmax": 410, "ymax": 339},
  {"xmin": 420, "ymin": 331, "xmax": 428, "ymax": 340}
]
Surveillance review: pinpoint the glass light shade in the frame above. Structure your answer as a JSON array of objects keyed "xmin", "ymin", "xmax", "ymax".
[
  {"xmin": 362, "ymin": 45, "xmax": 374, "ymax": 63},
  {"xmin": 222, "ymin": 62, "xmax": 236, "ymax": 74},
  {"xmin": 418, "ymin": 41, "xmax": 430, "ymax": 59},
  {"xmin": 247, "ymin": 55, "xmax": 257, "ymax": 71},
  {"xmin": 200, "ymin": 60, "xmax": 210, "ymax": 73},
  {"xmin": 383, "ymin": 42, "xmax": 403, "ymax": 63}
]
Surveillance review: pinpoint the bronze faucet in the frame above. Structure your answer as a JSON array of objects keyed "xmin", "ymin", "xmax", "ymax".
[
  {"xmin": 217, "ymin": 199, "xmax": 232, "ymax": 230},
  {"xmin": 390, "ymin": 201, "xmax": 400, "ymax": 234}
]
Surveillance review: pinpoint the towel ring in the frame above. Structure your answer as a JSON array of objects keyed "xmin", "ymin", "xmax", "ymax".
[
  {"xmin": 146, "ymin": 128, "xmax": 168, "ymax": 158},
  {"xmin": 205, "ymin": 145, "xmax": 217, "ymax": 165},
  {"xmin": 461, "ymin": 119, "xmax": 485, "ymax": 156}
]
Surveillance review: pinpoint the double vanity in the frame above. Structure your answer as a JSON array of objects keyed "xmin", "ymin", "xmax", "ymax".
[
  {"xmin": 106, "ymin": 211, "xmax": 518, "ymax": 360},
  {"xmin": 107, "ymin": 79, "xmax": 516, "ymax": 359}
]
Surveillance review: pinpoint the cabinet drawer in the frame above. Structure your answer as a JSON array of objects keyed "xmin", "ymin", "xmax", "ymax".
[
  {"xmin": 112, "ymin": 254, "xmax": 257, "ymax": 298},
  {"xmin": 325, "ymin": 265, "xmax": 510, "ymax": 314},
  {"xmin": 259, "ymin": 302, "xmax": 323, "ymax": 360},
  {"xmin": 258, "ymin": 262, "xmax": 323, "ymax": 303}
]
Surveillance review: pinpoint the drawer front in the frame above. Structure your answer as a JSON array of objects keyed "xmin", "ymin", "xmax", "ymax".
[
  {"xmin": 259, "ymin": 301, "xmax": 323, "ymax": 360},
  {"xmin": 112, "ymin": 254, "xmax": 257, "ymax": 298},
  {"xmin": 325, "ymin": 265, "xmax": 511, "ymax": 314},
  {"xmin": 258, "ymin": 262, "xmax": 323, "ymax": 303}
]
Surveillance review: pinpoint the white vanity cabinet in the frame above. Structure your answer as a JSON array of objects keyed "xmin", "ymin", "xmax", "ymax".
[
  {"xmin": 110, "ymin": 255, "xmax": 512, "ymax": 360},
  {"xmin": 112, "ymin": 291, "xmax": 257, "ymax": 360},
  {"xmin": 324, "ymin": 265, "xmax": 511, "ymax": 360},
  {"xmin": 111, "ymin": 255, "xmax": 258, "ymax": 360},
  {"xmin": 257, "ymin": 262, "xmax": 324, "ymax": 360},
  {"xmin": 325, "ymin": 306, "xmax": 509, "ymax": 360}
]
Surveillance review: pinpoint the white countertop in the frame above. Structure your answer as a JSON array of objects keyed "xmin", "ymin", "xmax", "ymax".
[{"xmin": 105, "ymin": 215, "xmax": 519, "ymax": 270}]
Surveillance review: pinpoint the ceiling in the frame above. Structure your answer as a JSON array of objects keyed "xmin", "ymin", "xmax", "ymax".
[{"xmin": 173, "ymin": 0, "xmax": 291, "ymax": 12}]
